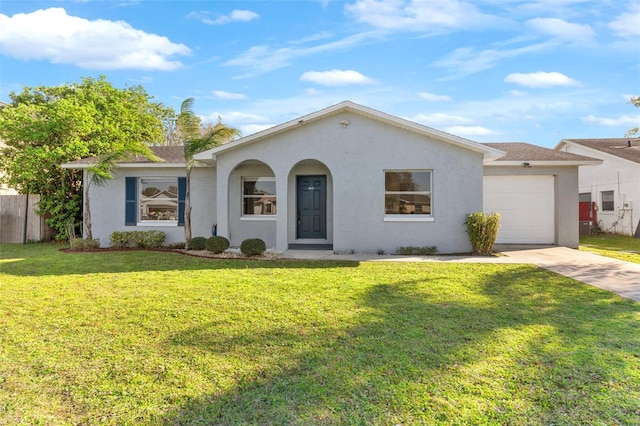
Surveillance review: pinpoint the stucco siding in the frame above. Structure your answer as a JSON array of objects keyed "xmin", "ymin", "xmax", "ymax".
[
  {"xmin": 190, "ymin": 167, "xmax": 217, "ymax": 239},
  {"xmin": 215, "ymin": 111, "xmax": 484, "ymax": 253},
  {"xmin": 87, "ymin": 167, "xmax": 215, "ymax": 247}
]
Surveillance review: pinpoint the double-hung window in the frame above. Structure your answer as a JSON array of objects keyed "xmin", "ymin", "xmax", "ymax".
[
  {"xmin": 601, "ymin": 190, "xmax": 614, "ymax": 211},
  {"xmin": 242, "ymin": 177, "xmax": 276, "ymax": 216},
  {"xmin": 385, "ymin": 170, "xmax": 432, "ymax": 219},
  {"xmin": 125, "ymin": 176, "xmax": 185, "ymax": 226},
  {"xmin": 139, "ymin": 178, "xmax": 179, "ymax": 222}
]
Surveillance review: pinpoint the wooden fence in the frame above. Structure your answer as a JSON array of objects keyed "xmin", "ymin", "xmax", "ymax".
[{"xmin": 0, "ymin": 194, "xmax": 55, "ymax": 243}]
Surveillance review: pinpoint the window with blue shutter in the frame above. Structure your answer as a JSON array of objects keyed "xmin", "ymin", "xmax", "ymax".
[
  {"xmin": 178, "ymin": 177, "xmax": 186, "ymax": 226},
  {"xmin": 125, "ymin": 177, "xmax": 137, "ymax": 226},
  {"xmin": 125, "ymin": 176, "xmax": 185, "ymax": 226}
]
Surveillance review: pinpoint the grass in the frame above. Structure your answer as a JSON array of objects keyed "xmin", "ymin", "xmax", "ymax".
[
  {"xmin": 580, "ymin": 233, "xmax": 640, "ymax": 264},
  {"xmin": 1, "ymin": 243, "xmax": 639, "ymax": 425}
]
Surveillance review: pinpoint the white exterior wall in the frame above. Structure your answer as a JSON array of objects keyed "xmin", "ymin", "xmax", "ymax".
[
  {"xmin": 483, "ymin": 165, "xmax": 580, "ymax": 248},
  {"xmin": 85, "ymin": 167, "xmax": 216, "ymax": 247},
  {"xmin": 560, "ymin": 143, "xmax": 640, "ymax": 235},
  {"xmin": 215, "ymin": 111, "xmax": 483, "ymax": 253}
]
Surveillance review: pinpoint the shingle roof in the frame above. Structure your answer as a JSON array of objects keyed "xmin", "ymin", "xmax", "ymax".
[
  {"xmin": 62, "ymin": 145, "xmax": 185, "ymax": 168},
  {"xmin": 559, "ymin": 138, "xmax": 640, "ymax": 164},
  {"xmin": 483, "ymin": 142, "xmax": 600, "ymax": 163}
]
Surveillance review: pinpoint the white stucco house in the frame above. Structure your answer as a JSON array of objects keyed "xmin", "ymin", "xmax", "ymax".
[
  {"xmin": 555, "ymin": 138, "xmax": 640, "ymax": 236},
  {"xmin": 63, "ymin": 101, "xmax": 599, "ymax": 253}
]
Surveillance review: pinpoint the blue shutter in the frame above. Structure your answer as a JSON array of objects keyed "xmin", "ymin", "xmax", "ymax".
[
  {"xmin": 178, "ymin": 177, "xmax": 186, "ymax": 226},
  {"xmin": 125, "ymin": 177, "xmax": 137, "ymax": 226}
]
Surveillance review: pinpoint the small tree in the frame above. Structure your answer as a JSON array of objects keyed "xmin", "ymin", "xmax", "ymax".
[
  {"xmin": 177, "ymin": 98, "xmax": 240, "ymax": 242},
  {"xmin": 465, "ymin": 212, "xmax": 500, "ymax": 255},
  {"xmin": 0, "ymin": 76, "xmax": 168, "ymax": 239}
]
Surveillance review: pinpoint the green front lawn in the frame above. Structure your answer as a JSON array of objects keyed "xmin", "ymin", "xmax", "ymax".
[
  {"xmin": 1, "ymin": 243, "xmax": 639, "ymax": 425},
  {"xmin": 580, "ymin": 233, "xmax": 640, "ymax": 264}
]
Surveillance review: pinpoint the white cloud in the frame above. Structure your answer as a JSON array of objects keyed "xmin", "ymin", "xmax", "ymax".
[
  {"xmin": 608, "ymin": 4, "xmax": 640, "ymax": 38},
  {"xmin": 194, "ymin": 9, "xmax": 260, "ymax": 25},
  {"xmin": 412, "ymin": 113, "xmax": 470, "ymax": 126},
  {"xmin": 224, "ymin": 31, "xmax": 378, "ymax": 77},
  {"xmin": 445, "ymin": 125, "xmax": 499, "ymax": 136},
  {"xmin": 0, "ymin": 8, "xmax": 190, "ymax": 70},
  {"xmin": 418, "ymin": 92, "xmax": 452, "ymax": 102},
  {"xmin": 300, "ymin": 70, "xmax": 375, "ymax": 86},
  {"xmin": 203, "ymin": 110, "xmax": 273, "ymax": 136},
  {"xmin": 526, "ymin": 17, "xmax": 595, "ymax": 43},
  {"xmin": 433, "ymin": 42, "xmax": 552, "ymax": 79},
  {"xmin": 504, "ymin": 71, "xmax": 579, "ymax": 88},
  {"xmin": 213, "ymin": 90, "xmax": 248, "ymax": 100},
  {"xmin": 344, "ymin": 0, "xmax": 499, "ymax": 32},
  {"xmin": 583, "ymin": 114, "xmax": 640, "ymax": 127}
]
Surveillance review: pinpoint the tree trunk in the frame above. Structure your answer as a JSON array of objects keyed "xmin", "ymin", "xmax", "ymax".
[{"xmin": 184, "ymin": 170, "xmax": 192, "ymax": 242}]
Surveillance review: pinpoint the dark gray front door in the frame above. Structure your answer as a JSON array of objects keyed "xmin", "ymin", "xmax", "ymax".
[{"xmin": 297, "ymin": 175, "xmax": 326, "ymax": 239}]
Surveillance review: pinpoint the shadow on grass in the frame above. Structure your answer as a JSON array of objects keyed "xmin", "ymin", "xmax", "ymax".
[
  {"xmin": 0, "ymin": 243, "xmax": 359, "ymax": 276},
  {"xmin": 162, "ymin": 266, "xmax": 640, "ymax": 425}
]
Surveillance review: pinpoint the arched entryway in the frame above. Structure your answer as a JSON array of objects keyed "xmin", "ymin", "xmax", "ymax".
[{"xmin": 287, "ymin": 159, "xmax": 333, "ymax": 249}]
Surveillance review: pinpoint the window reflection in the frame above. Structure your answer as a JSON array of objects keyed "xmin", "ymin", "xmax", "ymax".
[{"xmin": 140, "ymin": 178, "xmax": 178, "ymax": 221}]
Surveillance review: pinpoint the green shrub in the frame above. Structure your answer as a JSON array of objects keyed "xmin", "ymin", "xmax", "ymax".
[
  {"xmin": 187, "ymin": 237, "xmax": 207, "ymax": 250},
  {"xmin": 465, "ymin": 212, "xmax": 500, "ymax": 255},
  {"xmin": 110, "ymin": 232, "xmax": 134, "ymax": 248},
  {"xmin": 109, "ymin": 231, "xmax": 166, "ymax": 248},
  {"xmin": 69, "ymin": 238, "xmax": 100, "ymax": 250},
  {"xmin": 136, "ymin": 231, "xmax": 166, "ymax": 248},
  {"xmin": 205, "ymin": 236, "xmax": 230, "ymax": 254},
  {"xmin": 395, "ymin": 246, "xmax": 438, "ymax": 255},
  {"xmin": 240, "ymin": 238, "xmax": 267, "ymax": 256}
]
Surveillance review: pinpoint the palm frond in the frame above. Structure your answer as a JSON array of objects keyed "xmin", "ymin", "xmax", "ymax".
[
  {"xmin": 184, "ymin": 122, "xmax": 241, "ymax": 162},
  {"xmin": 177, "ymin": 97, "xmax": 201, "ymax": 141},
  {"xmin": 88, "ymin": 145, "xmax": 158, "ymax": 187}
]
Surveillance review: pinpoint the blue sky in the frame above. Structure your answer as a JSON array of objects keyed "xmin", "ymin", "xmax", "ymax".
[{"xmin": 1, "ymin": 0, "xmax": 638, "ymax": 148}]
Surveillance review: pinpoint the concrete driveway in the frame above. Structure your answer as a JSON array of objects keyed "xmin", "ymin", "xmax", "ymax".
[
  {"xmin": 495, "ymin": 246, "xmax": 640, "ymax": 302},
  {"xmin": 280, "ymin": 246, "xmax": 640, "ymax": 302}
]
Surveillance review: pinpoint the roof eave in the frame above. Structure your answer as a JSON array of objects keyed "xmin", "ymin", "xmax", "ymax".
[
  {"xmin": 194, "ymin": 100, "xmax": 505, "ymax": 160},
  {"xmin": 485, "ymin": 160, "xmax": 603, "ymax": 167},
  {"xmin": 61, "ymin": 162, "xmax": 187, "ymax": 169}
]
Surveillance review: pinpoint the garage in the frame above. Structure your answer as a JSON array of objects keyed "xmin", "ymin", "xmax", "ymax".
[{"xmin": 483, "ymin": 175, "xmax": 555, "ymax": 244}]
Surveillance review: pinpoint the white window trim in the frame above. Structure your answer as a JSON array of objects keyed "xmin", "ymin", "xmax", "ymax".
[
  {"xmin": 384, "ymin": 216, "xmax": 435, "ymax": 222},
  {"xmin": 241, "ymin": 216, "xmax": 276, "ymax": 221},
  {"xmin": 384, "ymin": 169, "xmax": 433, "ymax": 221},
  {"xmin": 242, "ymin": 176, "xmax": 277, "ymax": 217},
  {"xmin": 136, "ymin": 220, "xmax": 178, "ymax": 227}
]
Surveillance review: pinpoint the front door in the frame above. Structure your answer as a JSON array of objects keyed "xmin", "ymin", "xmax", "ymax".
[{"xmin": 297, "ymin": 175, "xmax": 326, "ymax": 239}]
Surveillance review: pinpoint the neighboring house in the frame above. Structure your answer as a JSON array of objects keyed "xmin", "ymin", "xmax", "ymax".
[
  {"xmin": 555, "ymin": 138, "xmax": 640, "ymax": 236},
  {"xmin": 63, "ymin": 101, "xmax": 599, "ymax": 252}
]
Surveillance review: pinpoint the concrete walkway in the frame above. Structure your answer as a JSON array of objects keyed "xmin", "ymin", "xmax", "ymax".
[{"xmin": 279, "ymin": 246, "xmax": 640, "ymax": 302}]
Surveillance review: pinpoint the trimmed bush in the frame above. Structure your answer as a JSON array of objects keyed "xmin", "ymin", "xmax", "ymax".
[
  {"xmin": 110, "ymin": 231, "xmax": 165, "ymax": 248},
  {"xmin": 240, "ymin": 238, "xmax": 266, "ymax": 256},
  {"xmin": 205, "ymin": 236, "xmax": 230, "ymax": 254},
  {"xmin": 69, "ymin": 238, "xmax": 100, "ymax": 250},
  {"xmin": 465, "ymin": 212, "xmax": 500, "ymax": 255},
  {"xmin": 187, "ymin": 237, "xmax": 207, "ymax": 250}
]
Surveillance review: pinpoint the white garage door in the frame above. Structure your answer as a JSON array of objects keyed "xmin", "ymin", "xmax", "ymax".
[{"xmin": 483, "ymin": 175, "xmax": 555, "ymax": 244}]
